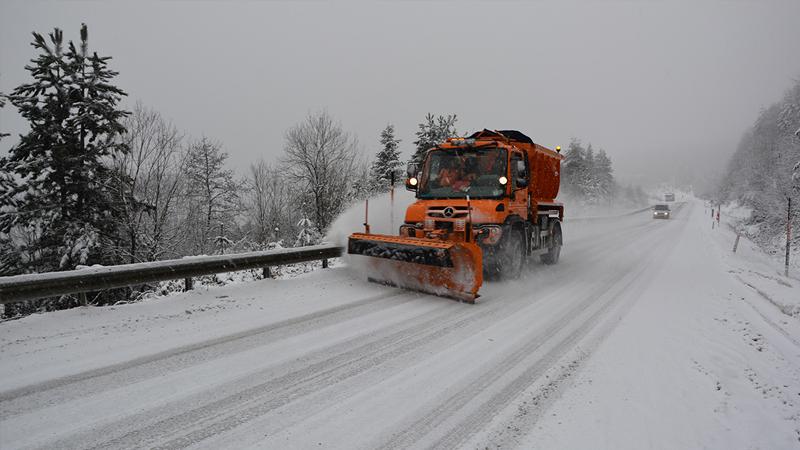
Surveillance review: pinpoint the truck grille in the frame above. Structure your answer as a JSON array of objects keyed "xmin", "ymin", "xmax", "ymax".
[{"xmin": 427, "ymin": 206, "xmax": 470, "ymax": 218}]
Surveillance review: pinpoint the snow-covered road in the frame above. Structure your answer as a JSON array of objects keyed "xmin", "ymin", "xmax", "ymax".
[{"xmin": 1, "ymin": 199, "xmax": 798, "ymax": 449}]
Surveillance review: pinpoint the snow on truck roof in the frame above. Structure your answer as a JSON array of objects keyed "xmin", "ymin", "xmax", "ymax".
[{"xmin": 447, "ymin": 129, "xmax": 561, "ymax": 158}]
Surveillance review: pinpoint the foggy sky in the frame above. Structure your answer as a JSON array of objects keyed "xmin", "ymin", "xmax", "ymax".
[{"xmin": 2, "ymin": 0, "xmax": 799, "ymax": 192}]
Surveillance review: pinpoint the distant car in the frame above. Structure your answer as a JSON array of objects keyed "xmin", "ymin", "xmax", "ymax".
[
  {"xmin": 664, "ymin": 193, "xmax": 675, "ymax": 202},
  {"xmin": 653, "ymin": 204, "xmax": 671, "ymax": 219}
]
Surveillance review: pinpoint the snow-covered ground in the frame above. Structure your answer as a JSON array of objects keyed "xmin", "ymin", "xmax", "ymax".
[{"xmin": 0, "ymin": 198, "xmax": 798, "ymax": 449}]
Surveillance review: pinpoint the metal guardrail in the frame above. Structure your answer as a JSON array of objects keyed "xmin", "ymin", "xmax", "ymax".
[{"xmin": 0, "ymin": 244, "xmax": 344, "ymax": 304}]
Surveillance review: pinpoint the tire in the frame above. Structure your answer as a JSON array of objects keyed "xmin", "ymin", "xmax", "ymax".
[
  {"xmin": 541, "ymin": 222, "xmax": 562, "ymax": 265},
  {"xmin": 495, "ymin": 228, "xmax": 525, "ymax": 279}
]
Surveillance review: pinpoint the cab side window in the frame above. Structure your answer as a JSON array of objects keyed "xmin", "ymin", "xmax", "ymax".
[{"xmin": 511, "ymin": 154, "xmax": 528, "ymax": 189}]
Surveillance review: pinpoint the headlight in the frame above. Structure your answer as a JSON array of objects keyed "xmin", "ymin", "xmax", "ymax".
[
  {"xmin": 399, "ymin": 225, "xmax": 416, "ymax": 237},
  {"xmin": 409, "ymin": 177, "xmax": 418, "ymax": 186},
  {"xmin": 499, "ymin": 176, "xmax": 508, "ymax": 185},
  {"xmin": 478, "ymin": 226, "xmax": 503, "ymax": 244}
]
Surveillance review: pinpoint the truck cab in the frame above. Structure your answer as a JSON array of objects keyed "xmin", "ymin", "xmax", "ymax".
[{"xmin": 403, "ymin": 130, "xmax": 564, "ymax": 278}]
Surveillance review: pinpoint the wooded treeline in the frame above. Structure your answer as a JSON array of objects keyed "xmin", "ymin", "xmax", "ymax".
[
  {"xmin": 719, "ymin": 78, "xmax": 800, "ymax": 250},
  {"xmin": 561, "ymin": 139, "xmax": 647, "ymax": 208}
]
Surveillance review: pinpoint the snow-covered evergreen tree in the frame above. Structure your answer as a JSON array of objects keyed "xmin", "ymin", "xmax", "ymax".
[
  {"xmin": 583, "ymin": 144, "xmax": 600, "ymax": 202},
  {"xmin": 0, "ymin": 24, "xmax": 129, "ymax": 275},
  {"xmin": 561, "ymin": 139, "xmax": 588, "ymax": 198},
  {"xmin": 370, "ymin": 123, "xmax": 402, "ymax": 191},
  {"xmin": 562, "ymin": 139, "xmax": 620, "ymax": 206},
  {"xmin": 213, "ymin": 223, "xmax": 233, "ymax": 254},
  {"xmin": 593, "ymin": 149, "xmax": 615, "ymax": 201},
  {"xmin": 410, "ymin": 113, "xmax": 458, "ymax": 165}
]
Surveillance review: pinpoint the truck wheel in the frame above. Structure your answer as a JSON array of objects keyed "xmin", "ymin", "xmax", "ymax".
[
  {"xmin": 497, "ymin": 228, "xmax": 524, "ymax": 279},
  {"xmin": 541, "ymin": 222, "xmax": 562, "ymax": 265}
]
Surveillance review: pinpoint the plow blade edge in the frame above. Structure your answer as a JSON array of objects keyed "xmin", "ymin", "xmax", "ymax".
[{"xmin": 347, "ymin": 233, "xmax": 483, "ymax": 302}]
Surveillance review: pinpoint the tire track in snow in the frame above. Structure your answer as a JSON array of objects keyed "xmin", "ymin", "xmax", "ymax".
[
  {"xmin": 4, "ymin": 205, "xmax": 681, "ymax": 449},
  {"xmin": 223, "ymin": 207, "xmax": 687, "ymax": 449},
  {"xmin": 173, "ymin": 214, "xmax": 677, "ymax": 449},
  {"xmin": 61, "ymin": 297, "xmax": 500, "ymax": 449},
  {"xmin": 38, "ymin": 212, "xmax": 659, "ymax": 450},
  {"xmin": 0, "ymin": 290, "xmax": 410, "ymax": 415},
  {"xmin": 380, "ymin": 204, "xmax": 687, "ymax": 449},
  {"xmin": 441, "ymin": 214, "xmax": 683, "ymax": 449}
]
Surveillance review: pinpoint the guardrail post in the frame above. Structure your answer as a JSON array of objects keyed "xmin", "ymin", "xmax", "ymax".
[
  {"xmin": 263, "ymin": 267, "xmax": 272, "ymax": 279},
  {"xmin": 184, "ymin": 277, "xmax": 193, "ymax": 291},
  {"xmin": 322, "ymin": 258, "xmax": 328, "ymax": 269}
]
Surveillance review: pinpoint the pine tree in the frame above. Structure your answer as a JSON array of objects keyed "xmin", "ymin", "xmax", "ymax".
[
  {"xmin": 593, "ymin": 149, "xmax": 615, "ymax": 201},
  {"xmin": 561, "ymin": 139, "xmax": 587, "ymax": 198},
  {"xmin": 370, "ymin": 123, "xmax": 402, "ymax": 191},
  {"xmin": 410, "ymin": 113, "xmax": 458, "ymax": 165},
  {"xmin": 583, "ymin": 144, "xmax": 599, "ymax": 202},
  {"xmin": 0, "ymin": 24, "xmax": 129, "ymax": 274}
]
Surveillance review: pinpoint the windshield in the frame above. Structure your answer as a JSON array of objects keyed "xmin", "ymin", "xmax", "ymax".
[
  {"xmin": 655, "ymin": 204, "xmax": 670, "ymax": 211},
  {"xmin": 418, "ymin": 148, "xmax": 507, "ymax": 199}
]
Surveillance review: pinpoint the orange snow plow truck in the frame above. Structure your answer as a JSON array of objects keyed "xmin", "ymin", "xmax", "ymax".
[{"xmin": 348, "ymin": 129, "xmax": 564, "ymax": 303}]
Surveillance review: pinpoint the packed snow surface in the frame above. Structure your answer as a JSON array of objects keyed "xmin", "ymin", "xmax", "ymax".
[{"xmin": 1, "ymin": 199, "xmax": 798, "ymax": 449}]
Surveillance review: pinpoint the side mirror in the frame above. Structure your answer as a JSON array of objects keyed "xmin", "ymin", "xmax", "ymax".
[
  {"xmin": 405, "ymin": 162, "xmax": 419, "ymax": 191},
  {"xmin": 515, "ymin": 160, "xmax": 528, "ymax": 188},
  {"xmin": 406, "ymin": 162, "xmax": 418, "ymax": 178}
]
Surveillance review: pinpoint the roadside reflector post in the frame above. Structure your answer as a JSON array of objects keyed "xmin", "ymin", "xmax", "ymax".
[
  {"xmin": 184, "ymin": 277, "xmax": 193, "ymax": 291},
  {"xmin": 263, "ymin": 267, "xmax": 272, "ymax": 279},
  {"xmin": 733, "ymin": 233, "xmax": 741, "ymax": 253},
  {"xmin": 366, "ymin": 198, "xmax": 370, "ymax": 234},
  {"xmin": 786, "ymin": 197, "xmax": 792, "ymax": 277}
]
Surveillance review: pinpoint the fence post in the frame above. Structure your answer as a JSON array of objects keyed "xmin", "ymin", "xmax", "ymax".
[
  {"xmin": 184, "ymin": 277, "xmax": 193, "ymax": 291},
  {"xmin": 733, "ymin": 233, "xmax": 741, "ymax": 253},
  {"xmin": 263, "ymin": 267, "xmax": 272, "ymax": 279},
  {"xmin": 786, "ymin": 197, "xmax": 792, "ymax": 277},
  {"xmin": 322, "ymin": 258, "xmax": 329, "ymax": 269},
  {"xmin": 78, "ymin": 292, "xmax": 87, "ymax": 306}
]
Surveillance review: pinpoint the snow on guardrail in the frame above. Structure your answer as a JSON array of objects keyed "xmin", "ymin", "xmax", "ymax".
[{"xmin": 0, "ymin": 244, "xmax": 343, "ymax": 304}]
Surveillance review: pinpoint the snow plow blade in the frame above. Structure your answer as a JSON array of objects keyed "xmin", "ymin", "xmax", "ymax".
[{"xmin": 348, "ymin": 233, "xmax": 483, "ymax": 302}]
